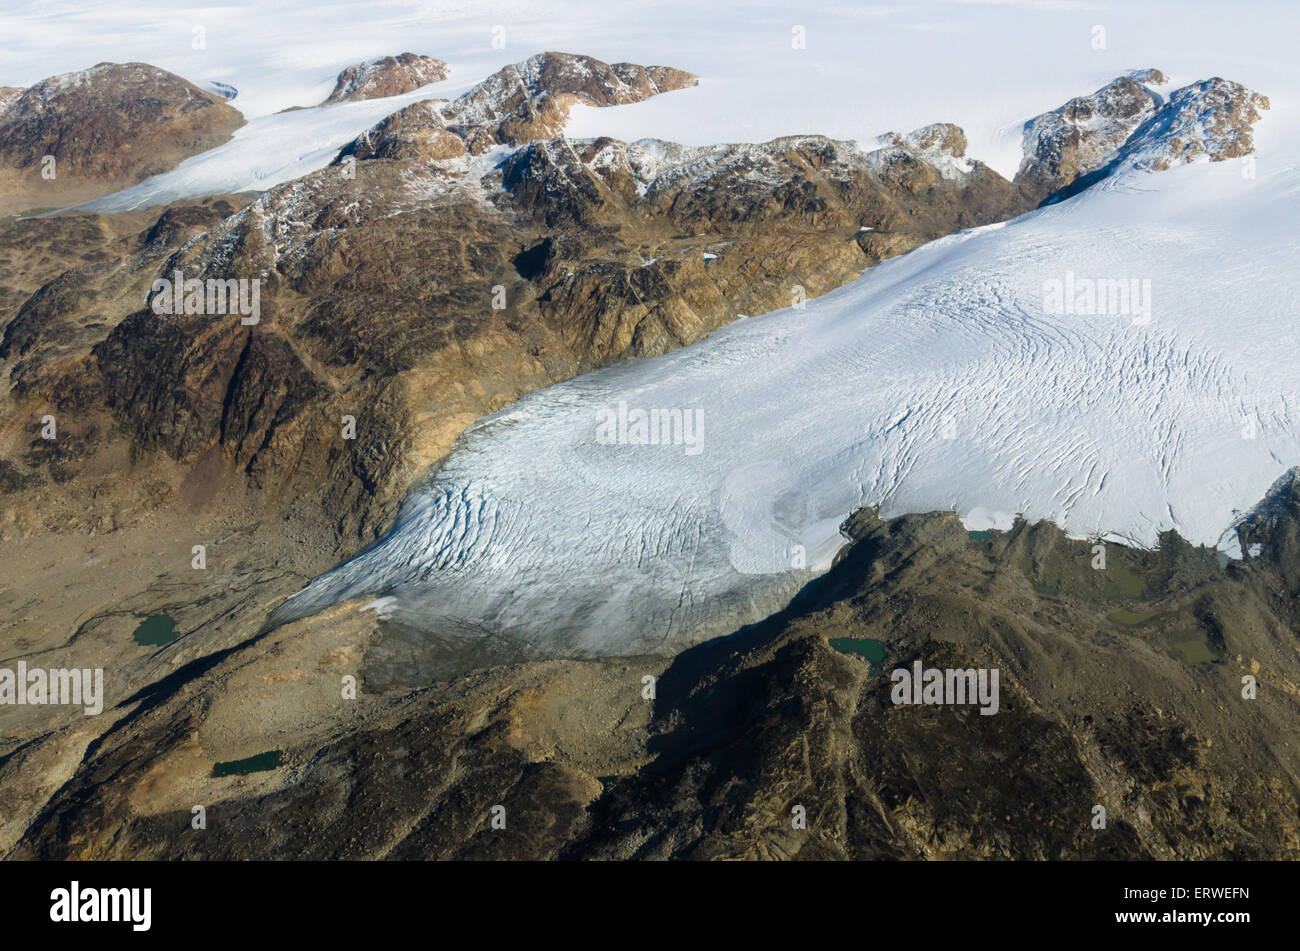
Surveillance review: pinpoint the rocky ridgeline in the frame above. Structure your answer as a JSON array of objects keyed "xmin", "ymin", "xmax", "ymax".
[
  {"xmin": 341, "ymin": 100, "xmax": 469, "ymax": 161},
  {"xmin": 439, "ymin": 52, "xmax": 697, "ymax": 152},
  {"xmin": 1116, "ymin": 77, "xmax": 1270, "ymax": 172},
  {"xmin": 322, "ymin": 52, "xmax": 449, "ymax": 105},
  {"xmin": 339, "ymin": 52, "xmax": 697, "ymax": 161},
  {"xmin": 349, "ymin": 59, "xmax": 1269, "ymax": 213},
  {"xmin": 9, "ymin": 498, "xmax": 1300, "ymax": 859},
  {"xmin": 0, "ymin": 62, "xmax": 244, "ymax": 215},
  {"xmin": 1015, "ymin": 76, "xmax": 1162, "ymax": 204},
  {"xmin": 1016, "ymin": 69, "xmax": 1269, "ymax": 203},
  {"xmin": 499, "ymin": 125, "xmax": 1017, "ymax": 232}
]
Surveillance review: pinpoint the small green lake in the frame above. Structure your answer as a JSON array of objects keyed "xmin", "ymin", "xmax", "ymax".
[
  {"xmin": 212, "ymin": 750, "xmax": 283, "ymax": 777},
  {"xmin": 132, "ymin": 614, "xmax": 177, "ymax": 646},
  {"xmin": 1173, "ymin": 639, "xmax": 1215, "ymax": 664},
  {"xmin": 828, "ymin": 637, "xmax": 887, "ymax": 672}
]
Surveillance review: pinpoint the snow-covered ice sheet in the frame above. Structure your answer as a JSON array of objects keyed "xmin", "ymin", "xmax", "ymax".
[
  {"xmin": 70, "ymin": 87, "xmax": 458, "ymax": 212},
  {"xmin": 7, "ymin": 0, "xmax": 1298, "ymax": 206},
  {"xmin": 274, "ymin": 157, "xmax": 1300, "ymax": 654}
]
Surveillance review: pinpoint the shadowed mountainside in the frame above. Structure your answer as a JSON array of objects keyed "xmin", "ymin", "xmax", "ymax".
[{"xmin": 7, "ymin": 479, "xmax": 1300, "ymax": 859}]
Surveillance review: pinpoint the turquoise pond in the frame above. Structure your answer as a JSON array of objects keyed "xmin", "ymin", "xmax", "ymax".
[
  {"xmin": 132, "ymin": 614, "xmax": 177, "ymax": 646},
  {"xmin": 827, "ymin": 637, "xmax": 887, "ymax": 672}
]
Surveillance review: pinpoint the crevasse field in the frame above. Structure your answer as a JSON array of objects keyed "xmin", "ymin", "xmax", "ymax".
[{"xmin": 9, "ymin": 1, "xmax": 1299, "ymax": 654}]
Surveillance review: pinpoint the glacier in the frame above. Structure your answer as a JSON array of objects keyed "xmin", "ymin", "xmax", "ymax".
[{"xmin": 272, "ymin": 155, "xmax": 1300, "ymax": 655}]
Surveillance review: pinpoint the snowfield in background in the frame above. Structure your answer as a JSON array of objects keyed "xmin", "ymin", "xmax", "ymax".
[
  {"xmin": 5, "ymin": 0, "xmax": 1298, "ymax": 206},
  {"xmin": 70, "ymin": 86, "xmax": 467, "ymax": 212},
  {"xmin": 274, "ymin": 156, "xmax": 1300, "ymax": 654}
]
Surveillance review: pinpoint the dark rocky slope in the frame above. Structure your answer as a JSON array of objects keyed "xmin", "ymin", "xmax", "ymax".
[{"xmin": 8, "ymin": 475, "xmax": 1300, "ymax": 859}]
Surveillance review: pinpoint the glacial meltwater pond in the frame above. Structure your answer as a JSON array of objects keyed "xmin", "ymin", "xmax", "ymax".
[
  {"xmin": 828, "ymin": 637, "xmax": 887, "ymax": 673},
  {"xmin": 132, "ymin": 614, "xmax": 177, "ymax": 646}
]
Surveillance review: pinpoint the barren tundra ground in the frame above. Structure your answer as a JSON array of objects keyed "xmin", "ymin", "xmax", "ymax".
[{"xmin": 0, "ymin": 1, "xmax": 1299, "ymax": 901}]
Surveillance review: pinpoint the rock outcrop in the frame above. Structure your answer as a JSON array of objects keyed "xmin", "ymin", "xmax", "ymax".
[
  {"xmin": 322, "ymin": 53, "xmax": 449, "ymax": 104},
  {"xmin": 339, "ymin": 100, "xmax": 467, "ymax": 162},
  {"xmin": 1234, "ymin": 467, "xmax": 1300, "ymax": 595},
  {"xmin": 1015, "ymin": 76, "xmax": 1162, "ymax": 204},
  {"xmin": 340, "ymin": 52, "xmax": 697, "ymax": 160},
  {"xmin": 1014, "ymin": 70, "xmax": 1270, "ymax": 204},
  {"xmin": 442, "ymin": 53, "xmax": 696, "ymax": 151},
  {"xmin": 8, "ymin": 503, "xmax": 1300, "ymax": 859},
  {"xmin": 1115, "ymin": 77, "xmax": 1270, "ymax": 172},
  {"xmin": 0, "ymin": 62, "xmax": 245, "ymax": 215}
]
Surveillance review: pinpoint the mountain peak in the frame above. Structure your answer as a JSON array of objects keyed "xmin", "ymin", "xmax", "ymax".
[
  {"xmin": 1015, "ymin": 71, "xmax": 1268, "ymax": 204},
  {"xmin": 322, "ymin": 52, "xmax": 449, "ymax": 105},
  {"xmin": 1015, "ymin": 74, "xmax": 1162, "ymax": 203},
  {"xmin": 339, "ymin": 52, "xmax": 698, "ymax": 162},
  {"xmin": 1114, "ymin": 76, "xmax": 1270, "ymax": 172}
]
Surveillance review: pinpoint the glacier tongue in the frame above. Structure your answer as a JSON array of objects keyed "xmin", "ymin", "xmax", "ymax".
[{"xmin": 274, "ymin": 159, "xmax": 1300, "ymax": 656}]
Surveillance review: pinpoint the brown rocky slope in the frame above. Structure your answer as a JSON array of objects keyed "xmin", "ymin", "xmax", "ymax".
[
  {"xmin": 7, "ymin": 482, "xmax": 1300, "ymax": 859},
  {"xmin": 322, "ymin": 53, "xmax": 449, "ymax": 105},
  {"xmin": 0, "ymin": 63, "xmax": 245, "ymax": 216}
]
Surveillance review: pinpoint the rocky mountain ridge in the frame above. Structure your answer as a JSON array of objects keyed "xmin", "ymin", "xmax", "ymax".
[
  {"xmin": 322, "ymin": 52, "xmax": 449, "ymax": 105},
  {"xmin": 8, "ymin": 490, "xmax": 1300, "ymax": 859},
  {"xmin": 1016, "ymin": 70, "xmax": 1268, "ymax": 203},
  {"xmin": 0, "ymin": 62, "xmax": 244, "ymax": 216},
  {"xmin": 339, "ymin": 51, "xmax": 698, "ymax": 163}
]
